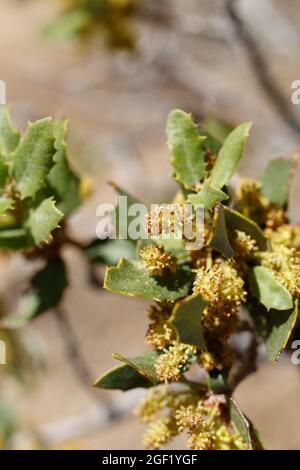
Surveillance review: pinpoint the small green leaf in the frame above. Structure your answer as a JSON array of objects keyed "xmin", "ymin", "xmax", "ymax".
[
  {"xmin": 261, "ymin": 157, "xmax": 292, "ymax": 207},
  {"xmin": 249, "ymin": 266, "xmax": 293, "ymax": 311},
  {"xmin": 223, "ymin": 205, "xmax": 269, "ymax": 251},
  {"xmin": 210, "ymin": 204, "xmax": 235, "ymax": 257},
  {"xmin": 2, "ymin": 258, "xmax": 67, "ymax": 328},
  {"xmin": 0, "ymin": 107, "xmax": 20, "ymax": 158},
  {"xmin": 0, "ymin": 228, "xmax": 29, "ymax": 250},
  {"xmin": 113, "ymin": 350, "xmax": 161, "ymax": 385},
  {"xmin": 47, "ymin": 120, "xmax": 80, "ymax": 216},
  {"xmin": 104, "ymin": 258, "xmax": 192, "ymax": 301},
  {"xmin": 94, "ymin": 364, "xmax": 152, "ymax": 391},
  {"xmin": 171, "ymin": 294, "xmax": 208, "ymax": 349},
  {"xmin": 167, "ymin": 109, "xmax": 205, "ymax": 189},
  {"xmin": 27, "ymin": 197, "xmax": 63, "ymax": 245},
  {"xmin": 250, "ymin": 300, "xmax": 298, "ymax": 362},
  {"xmin": 0, "ymin": 196, "xmax": 13, "ymax": 215},
  {"xmin": 12, "ymin": 117, "xmax": 55, "ymax": 199},
  {"xmin": 230, "ymin": 398, "xmax": 257, "ymax": 450},
  {"xmin": 1, "ymin": 292, "xmax": 40, "ymax": 329},
  {"xmin": 187, "ymin": 183, "xmax": 229, "ymax": 211},
  {"xmin": 210, "ymin": 122, "xmax": 252, "ymax": 188},
  {"xmin": 31, "ymin": 257, "xmax": 68, "ymax": 314}
]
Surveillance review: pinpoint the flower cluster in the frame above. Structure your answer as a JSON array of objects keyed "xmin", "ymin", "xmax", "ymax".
[
  {"xmin": 135, "ymin": 386, "xmax": 246, "ymax": 450},
  {"xmin": 140, "ymin": 245, "xmax": 177, "ymax": 276},
  {"xmin": 99, "ymin": 110, "xmax": 300, "ymax": 451}
]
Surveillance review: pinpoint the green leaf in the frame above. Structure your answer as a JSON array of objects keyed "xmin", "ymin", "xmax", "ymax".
[
  {"xmin": 0, "ymin": 228, "xmax": 29, "ymax": 250},
  {"xmin": 261, "ymin": 157, "xmax": 292, "ymax": 207},
  {"xmin": 223, "ymin": 205, "xmax": 269, "ymax": 251},
  {"xmin": 30, "ymin": 257, "xmax": 68, "ymax": 314},
  {"xmin": 230, "ymin": 398, "xmax": 259, "ymax": 450},
  {"xmin": 2, "ymin": 258, "xmax": 67, "ymax": 328},
  {"xmin": 167, "ymin": 109, "xmax": 205, "ymax": 189},
  {"xmin": 0, "ymin": 196, "xmax": 13, "ymax": 215},
  {"xmin": 1, "ymin": 292, "xmax": 40, "ymax": 329},
  {"xmin": 249, "ymin": 266, "xmax": 293, "ymax": 311},
  {"xmin": 94, "ymin": 363, "xmax": 152, "ymax": 391},
  {"xmin": 47, "ymin": 120, "xmax": 80, "ymax": 216},
  {"xmin": 250, "ymin": 300, "xmax": 298, "ymax": 362},
  {"xmin": 210, "ymin": 122, "xmax": 252, "ymax": 188},
  {"xmin": 12, "ymin": 117, "xmax": 55, "ymax": 199},
  {"xmin": 104, "ymin": 258, "xmax": 192, "ymax": 301},
  {"xmin": 113, "ymin": 350, "xmax": 161, "ymax": 385},
  {"xmin": 171, "ymin": 294, "xmax": 207, "ymax": 349},
  {"xmin": 210, "ymin": 204, "xmax": 235, "ymax": 257},
  {"xmin": 187, "ymin": 183, "xmax": 229, "ymax": 211},
  {"xmin": 27, "ymin": 197, "xmax": 63, "ymax": 245},
  {"xmin": 0, "ymin": 107, "xmax": 20, "ymax": 158},
  {"xmin": 86, "ymin": 238, "xmax": 137, "ymax": 265}
]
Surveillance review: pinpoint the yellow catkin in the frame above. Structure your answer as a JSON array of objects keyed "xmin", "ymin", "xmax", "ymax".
[
  {"xmin": 140, "ymin": 245, "xmax": 176, "ymax": 276},
  {"xmin": 155, "ymin": 342, "xmax": 197, "ymax": 383}
]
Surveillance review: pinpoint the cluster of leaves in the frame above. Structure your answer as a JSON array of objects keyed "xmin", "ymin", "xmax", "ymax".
[
  {"xmin": 95, "ymin": 109, "xmax": 300, "ymax": 450},
  {"xmin": 0, "ymin": 107, "xmax": 83, "ymax": 328},
  {"xmin": 0, "ymin": 106, "xmax": 86, "ymax": 447},
  {"xmin": 44, "ymin": 0, "xmax": 142, "ymax": 50}
]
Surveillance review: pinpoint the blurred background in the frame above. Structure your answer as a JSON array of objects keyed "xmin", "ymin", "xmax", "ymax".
[{"xmin": 1, "ymin": 0, "xmax": 300, "ymax": 450}]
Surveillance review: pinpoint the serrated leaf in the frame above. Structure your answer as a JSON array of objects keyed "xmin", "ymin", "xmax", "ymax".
[
  {"xmin": 12, "ymin": 117, "xmax": 55, "ymax": 199},
  {"xmin": 171, "ymin": 294, "xmax": 207, "ymax": 349},
  {"xmin": 250, "ymin": 300, "xmax": 298, "ymax": 362},
  {"xmin": 2, "ymin": 258, "xmax": 67, "ymax": 328},
  {"xmin": 188, "ymin": 183, "xmax": 229, "ymax": 211},
  {"xmin": 261, "ymin": 157, "xmax": 292, "ymax": 207},
  {"xmin": 85, "ymin": 238, "xmax": 137, "ymax": 265},
  {"xmin": 27, "ymin": 198, "xmax": 63, "ymax": 245},
  {"xmin": 113, "ymin": 350, "xmax": 161, "ymax": 385},
  {"xmin": 167, "ymin": 109, "xmax": 205, "ymax": 189},
  {"xmin": 223, "ymin": 205, "xmax": 269, "ymax": 251},
  {"xmin": 0, "ymin": 228, "xmax": 29, "ymax": 250},
  {"xmin": 104, "ymin": 258, "xmax": 192, "ymax": 301},
  {"xmin": 94, "ymin": 363, "xmax": 152, "ymax": 391},
  {"xmin": 249, "ymin": 266, "xmax": 293, "ymax": 311},
  {"xmin": 0, "ymin": 196, "xmax": 13, "ymax": 215},
  {"xmin": 0, "ymin": 107, "xmax": 20, "ymax": 158},
  {"xmin": 210, "ymin": 122, "xmax": 252, "ymax": 188},
  {"xmin": 210, "ymin": 204, "xmax": 235, "ymax": 257},
  {"xmin": 47, "ymin": 120, "xmax": 80, "ymax": 216}
]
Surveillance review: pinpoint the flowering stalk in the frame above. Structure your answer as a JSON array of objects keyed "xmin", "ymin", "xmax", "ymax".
[{"xmin": 95, "ymin": 109, "xmax": 300, "ymax": 450}]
